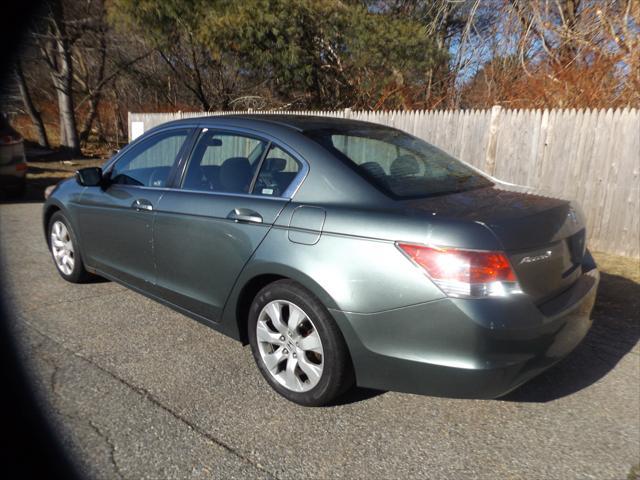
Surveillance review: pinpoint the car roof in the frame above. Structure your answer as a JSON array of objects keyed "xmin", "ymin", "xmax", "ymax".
[{"xmin": 193, "ymin": 114, "xmax": 396, "ymax": 133}]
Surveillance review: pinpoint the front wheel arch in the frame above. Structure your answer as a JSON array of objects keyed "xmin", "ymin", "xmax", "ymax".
[
  {"xmin": 43, "ymin": 204, "xmax": 61, "ymax": 246},
  {"xmin": 47, "ymin": 210, "xmax": 91, "ymax": 283}
]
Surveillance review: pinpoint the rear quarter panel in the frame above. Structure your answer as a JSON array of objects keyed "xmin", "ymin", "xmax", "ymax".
[
  {"xmin": 220, "ymin": 194, "xmax": 514, "ymax": 345},
  {"xmin": 233, "ymin": 225, "xmax": 445, "ymax": 315},
  {"xmin": 225, "ymin": 201, "xmax": 505, "ymax": 324}
]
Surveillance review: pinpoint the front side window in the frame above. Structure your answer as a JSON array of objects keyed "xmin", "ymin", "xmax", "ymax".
[
  {"xmin": 110, "ymin": 129, "xmax": 189, "ymax": 187},
  {"xmin": 305, "ymin": 127, "xmax": 493, "ymax": 199},
  {"xmin": 253, "ymin": 146, "xmax": 301, "ymax": 197},
  {"xmin": 182, "ymin": 130, "xmax": 268, "ymax": 193}
]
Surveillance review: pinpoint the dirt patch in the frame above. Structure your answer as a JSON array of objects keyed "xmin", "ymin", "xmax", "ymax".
[
  {"xmin": 27, "ymin": 158, "xmax": 105, "ymax": 179},
  {"xmin": 22, "ymin": 157, "xmax": 106, "ymax": 202},
  {"xmin": 592, "ymin": 252, "xmax": 640, "ymax": 282}
]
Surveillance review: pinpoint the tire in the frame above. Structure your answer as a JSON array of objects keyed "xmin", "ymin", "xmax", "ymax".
[
  {"xmin": 248, "ymin": 279, "xmax": 355, "ymax": 406},
  {"xmin": 48, "ymin": 211, "xmax": 91, "ymax": 283}
]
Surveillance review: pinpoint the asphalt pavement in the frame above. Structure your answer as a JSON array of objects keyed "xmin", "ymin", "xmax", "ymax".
[{"xmin": 1, "ymin": 202, "xmax": 638, "ymax": 480}]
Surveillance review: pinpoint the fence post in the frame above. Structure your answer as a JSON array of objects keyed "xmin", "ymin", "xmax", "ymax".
[{"xmin": 484, "ymin": 105, "xmax": 502, "ymax": 175}]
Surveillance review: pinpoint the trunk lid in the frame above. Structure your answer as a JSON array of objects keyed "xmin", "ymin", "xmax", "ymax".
[{"xmin": 402, "ymin": 187, "xmax": 586, "ymax": 303}]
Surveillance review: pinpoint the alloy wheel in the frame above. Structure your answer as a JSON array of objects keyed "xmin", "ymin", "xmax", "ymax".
[
  {"xmin": 50, "ymin": 220, "xmax": 75, "ymax": 276},
  {"xmin": 256, "ymin": 300, "xmax": 324, "ymax": 392}
]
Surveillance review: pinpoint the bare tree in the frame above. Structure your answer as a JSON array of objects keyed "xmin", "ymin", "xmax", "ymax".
[
  {"xmin": 71, "ymin": 0, "xmax": 152, "ymax": 143},
  {"xmin": 32, "ymin": 0, "xmax": 81, "ymax": 154},
  {"xmin": 14, "ymin": 58, "xmax": 49, "ymax": 148}
]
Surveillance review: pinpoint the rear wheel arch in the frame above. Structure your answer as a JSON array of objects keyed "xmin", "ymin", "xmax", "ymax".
[
  {"xmin": 231, "ymin": 267, "xmax": 341, "ymax": 345},
  {"xmin": 246, "ymin": 279, "xmax": 356, "ymax": 405},
  {"xmin": 235, "ymin": 274, "xmax": 287, "ymax": 344}
]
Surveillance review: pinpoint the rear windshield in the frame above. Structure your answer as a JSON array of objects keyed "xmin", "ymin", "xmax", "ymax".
[{"xmin": 305, "ymin": 127, "xmax": 493, "ymax": 199}]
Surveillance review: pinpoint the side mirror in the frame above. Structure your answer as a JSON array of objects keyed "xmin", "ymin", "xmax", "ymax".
[{"xmin": 76, "ymin": 167, "xmax": 103, "ymax": 187}]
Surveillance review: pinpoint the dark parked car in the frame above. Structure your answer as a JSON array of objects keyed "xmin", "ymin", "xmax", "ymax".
[
  {"xmin": 0, "ymin": 115, "xmax": 27, "ymax": 198},
  {"xmin": 43, "ymin": 115, "xmax": 599, "ymax": 406}
]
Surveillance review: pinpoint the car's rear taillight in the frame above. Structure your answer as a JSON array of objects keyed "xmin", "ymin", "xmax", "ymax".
[
  {"xmin": 15, "ymin": 162, "xmax": 27, "ymax": 171},
  {"xmin": 397, "ymin": 243, "xmax": 522, "ymax": 298},
  {"xmin": 0, "ymin": 134, "xmax": 20, "ymax": 145}
]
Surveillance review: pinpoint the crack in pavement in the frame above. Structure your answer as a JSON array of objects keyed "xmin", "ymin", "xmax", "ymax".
[
  {"xmin": 21, "ymin": 319, "xmax": 280, "ymax": 480},
  {"xmin": 54, "ymin": 405, "xmax": 125, "ymax": 480},
  {"xmin": 88, "ymin": 420, "xmax": 125, "ymax": 480},
  {"xmin": 29, "ymin": 338, "xmax": 125, "ymax": 479}
]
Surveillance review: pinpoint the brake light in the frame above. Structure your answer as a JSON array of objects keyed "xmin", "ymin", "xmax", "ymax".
[
  {"xmin": 15, "ymin": 162, "xmax": 27, "ymax": 171},
  {"xmin": 0, "ymin": 134, "xmax": 20, "ymax": 145},
  {"xmin": 397, "ymin": 243, "xmax": 522, "ymax": 298}
]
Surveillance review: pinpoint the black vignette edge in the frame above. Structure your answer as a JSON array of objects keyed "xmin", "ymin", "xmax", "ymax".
[{"xmin": 0, "ymin": 0, "xmax": 81, "ymax": 477}]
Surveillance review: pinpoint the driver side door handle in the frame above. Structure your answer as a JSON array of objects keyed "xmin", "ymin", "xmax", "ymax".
[
  {"xmin": 227, "ymin": 208, "xmax": 262, "ymax": 223},
  {"xmin": 132, "ymin": 199, "xmax": 153, "ymax": 211}
]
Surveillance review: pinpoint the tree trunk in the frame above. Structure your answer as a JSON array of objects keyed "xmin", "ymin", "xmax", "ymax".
[
  {"xmin": 56, "ymin": 85, "xmax": 68, "ymax": 146},
  {"xmin": 14, "ymin": 59, "xmax": 50, "ymax": 149},
  {"xmin": 54, "ymin": 47, "xmax": 80, "ymax": 154},
  {"xmin": 50, "ymin": 0, "xmax": 80, "ymax": 155},
  {"xmin": 79, "ymin": 93, "xmax": 100, "ymax": 142},
  {"xmin": 77, "ymin": 26, "xmax": 107, "ymax": 143}
]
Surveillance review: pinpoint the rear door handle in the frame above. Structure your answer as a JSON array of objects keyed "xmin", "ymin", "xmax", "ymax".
[
  {"xmin": 227, "ymin": 208, "xmax": 262, "ymax": 223},
  {"xmin": 132, "ymin": 199, "xmax": 153, "ymax": 211}
]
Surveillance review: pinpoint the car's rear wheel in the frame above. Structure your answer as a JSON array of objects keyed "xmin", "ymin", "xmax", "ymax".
[
  {"xmin": 48, "ymin": 211, "xmax": 91, "ymax": 283},
  {"xmin": 248, "ymin": 280, "xmax": 354, "ymax": 406}
]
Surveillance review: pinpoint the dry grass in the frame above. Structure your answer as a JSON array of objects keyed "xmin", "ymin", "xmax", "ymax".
[
  {"xmin": 27, "ymin": 158, "xmax": 105, "ymax": 179},
  {"xmin": 21, "ymin": 156, "xmax": 106, "ymax": 202},
  {"xmin": 593, "ymin": 252, "xmax": 640, "ymax": 282}
]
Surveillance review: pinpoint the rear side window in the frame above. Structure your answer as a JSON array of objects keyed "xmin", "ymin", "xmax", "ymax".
[
  {"xmin": 253, "ymin": 146, "xmax": 301, "ymax": 197},
  {"xmin": 110, "ymin": 129, "xmax": 189, "ymax": 187},
  {"xmin": 305, "ymin": 128, "xmax": 493, "ymax": 199},
  {"xmin": 182, "ymin": 130, "xmax": 268, "ymax": 194}
]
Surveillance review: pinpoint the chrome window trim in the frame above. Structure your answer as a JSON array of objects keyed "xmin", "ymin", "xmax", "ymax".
[
  {"xmin": 105, "ymin": 183, "xmax": 290, "ymax": 202},
  {"xmin": 102, "ymin": 124, "xmax": 200, "ymax": 173},
  {"xmin": 176, "ymin": 128, "xmax": 270, "ymax": 193},
  {"xmin": 177, "ymin": 125, "xmax": 309, "ymax": 200},
  {"xmin": 103, "ymin": 122, "xmax": 310, "ymax": 200}
]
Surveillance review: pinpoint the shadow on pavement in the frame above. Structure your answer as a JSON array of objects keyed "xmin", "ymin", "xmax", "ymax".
[
  {"xmin": 504, "ymin": 271, "xmax": 640, "ymax": 402},
  {"xmin": 331, "ymin": 387, "xmax": 384, "ymax": 406}
]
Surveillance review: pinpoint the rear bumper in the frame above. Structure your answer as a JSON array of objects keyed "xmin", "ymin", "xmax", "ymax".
[{"xmin": 331, "ymin": 266, "xmax": 599, "ymax": 399}]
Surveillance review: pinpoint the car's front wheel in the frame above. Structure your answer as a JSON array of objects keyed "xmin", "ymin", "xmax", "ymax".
[
  {"xmin": 48, "ymin": 211, "xmax": 91, "ymax": 283},
  {"xmin": 248, "ymin": 280, "xmax": 354, "ymax": 406}
]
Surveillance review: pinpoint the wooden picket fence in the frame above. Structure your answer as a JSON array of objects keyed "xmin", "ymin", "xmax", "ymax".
[{"xmin": 128, "ymin": 107, "xmax": 640, "ymax": 258}]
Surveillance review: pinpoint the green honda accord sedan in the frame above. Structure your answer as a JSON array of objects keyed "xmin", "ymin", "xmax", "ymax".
[{"xmin": 43, "ymin": 115, "xmax": 599, "ymax": 406}]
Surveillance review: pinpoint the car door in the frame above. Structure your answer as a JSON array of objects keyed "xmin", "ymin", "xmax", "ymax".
[
  {"xmin": 153, "ymin": 128, "xmax": 304, "ymax": 321},
  {"xmin": 76, "ymin": 127, "xmax": 193, "ymax": 290}
]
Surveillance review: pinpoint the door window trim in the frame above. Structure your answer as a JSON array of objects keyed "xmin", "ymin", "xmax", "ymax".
[
  {"xmin": 103, "ymin": 124, "xmax": 309, "ymax": 199},
  {"xmin": 175, "ymin": 126, "xmax": 309, "ymax": 200},
  {"xmin": 102, "ymin": 126, "xmax": 198, "ymax": 190},
  {"xmin": 176, "ymin": 128, "xmax": 270, "ymax": 195}
]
